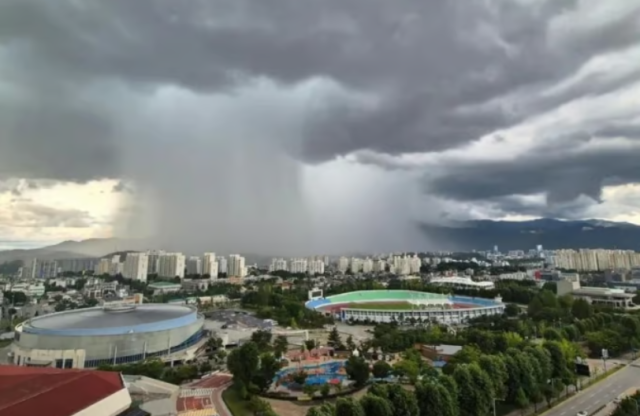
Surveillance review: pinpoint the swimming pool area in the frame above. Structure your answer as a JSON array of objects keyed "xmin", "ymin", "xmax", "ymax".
[{"xmin": 275, "ymin": 361, "xmax": 347, "ymax": 386}]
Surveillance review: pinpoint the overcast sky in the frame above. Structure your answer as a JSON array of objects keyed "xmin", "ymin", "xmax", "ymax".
[{"xmin": 1, "ymin": 0, "xmax": 639, "ymax": 254}]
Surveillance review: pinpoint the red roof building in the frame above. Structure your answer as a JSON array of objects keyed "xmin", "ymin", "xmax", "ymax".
[{"xmin": 0, "ymin": 366, "xmax": 133, "ymax": 416}]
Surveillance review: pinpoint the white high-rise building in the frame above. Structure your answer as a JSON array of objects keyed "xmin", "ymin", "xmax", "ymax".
[
  {"xmin": 203, "ymin": 253, "xmax": 219, "ymax": 279},
  {"xmin": 289, "ymin": 258, "xmax": 308, "ymax": 274},
  {"xmin": 123, "ymin": 253, "xmax": 149, "ymax": 282},
  {"xmin": 186, "ymin": 256, "xmax": 203, "ymax": 275},
  {"xmin": 349, "ymin": 257, "xmax": 362, "ymax": 273},
  {"xmin": 362, "ymin": 258, "xmax": 374, "ymax": 274},
  {"xmin": 217, "ymin": 256, "xmax": 228, "ymax": 274},
  {"xmin": 147, "ymin": 250, "xmax": 166, "ymax": 275},
  {"xmin": 158, "ymin": 253, "xmax": 186, "ymax": 279},
  {"xmin": 409, "ymin": 255, "xmax": 422, "ymax": 274},
  {"xmin": 373, "ymin": 259, "xmax": 386, "ymax": 273},
  {"xmin": 393, "ymin": 255, "xmax": 411, "ymax": 275},
  {"xmin": 269, "ymin": 258, "xmax": 288, "ymax": 273},
  {"xmin": 228, "ymin": 255, "xmax": 247, "ymax": 277},
  {"xmin": 308, "ymin": 259, "xmax": 325, "ymax": 275},
  {"xmin": 337, "ymin": 257, "xmax": 349, "ymax": 274}
]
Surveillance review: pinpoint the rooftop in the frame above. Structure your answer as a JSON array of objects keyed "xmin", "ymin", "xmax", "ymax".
[
  {"xmin": 25, "ymin": 304, "xmax": 194, "ymax": 330},
  {"xmin": 573, "ymin": 287, "xmax": 635, "ymax": 298},
  {"xmin": 148, "ymin": 282, "xmax": 181, "ymax": 288},
  {"xmin": 0, "ymin": 366, "xmax": 127, "ymax": 416}
]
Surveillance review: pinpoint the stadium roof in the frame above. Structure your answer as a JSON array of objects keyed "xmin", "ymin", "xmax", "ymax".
[
  {"xmin": 28, "ymin": 304, "xmax": 192, "ymax": 330},
  {"xmin": 0, "ymin": 366, "xmax": 127, "ymax": 416},
  {"xmin": 20, "ymin": 303, "xmax": 198, "ymax": 336}
]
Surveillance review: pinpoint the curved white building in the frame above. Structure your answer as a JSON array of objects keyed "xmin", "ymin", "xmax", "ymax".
[{"xmin": 10, "ymin": 304, "xmax": 205, "ymax": 369}]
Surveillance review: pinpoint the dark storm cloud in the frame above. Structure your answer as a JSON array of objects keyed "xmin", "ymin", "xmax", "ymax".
[
  {"xmin": 0, "ymin": 0, "xmax": 639, "ymax": 247},
  {"xmin": 1, "ymin": 0, "xmax": 638, "ymax": 180},
  {"xmin": 426, "ymin": 142, "xmax": 640, "ymax": 208}
]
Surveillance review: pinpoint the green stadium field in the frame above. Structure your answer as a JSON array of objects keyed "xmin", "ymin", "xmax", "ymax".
[{"xmin": 344, "ymin": 301, "xmax": 414, "ymax": 310}]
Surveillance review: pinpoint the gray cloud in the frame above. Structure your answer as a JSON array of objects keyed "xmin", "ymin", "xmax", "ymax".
[
  {"xmin": 0, "ymin": 0, "xmax": 639, "ymax": 252},
  {"xmin": 3, "ymin": 0, "xmax": 638, "ymax": 174},
  {"xmin": 0, "ymin": 202, "xmax": 96, "ymax": 229},
  {"xmin": 425, "ymin": 137, "xmax": 640, "ymax": 217}
]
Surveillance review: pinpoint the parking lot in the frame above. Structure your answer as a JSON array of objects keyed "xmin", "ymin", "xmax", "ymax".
[{"xmin": 204, "ymin": 310, "xmax": 273, "ymax": 345}]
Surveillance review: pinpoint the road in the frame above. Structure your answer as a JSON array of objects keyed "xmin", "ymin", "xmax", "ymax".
[
  {"xmin": 212, "ymin": 381, "xmax": 233, "ymax": 416},
  {"xmin": 544, "ymin": 363, "xmax": 640, "ymax": 416}
]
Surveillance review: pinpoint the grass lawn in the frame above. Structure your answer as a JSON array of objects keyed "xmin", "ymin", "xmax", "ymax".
[
  {"xmin": 0, "ymin": 339, "xmax": 13, "ymax": 348},
  {"xmin": 345, "ymin": 301, "xmax": 414, "ymax": 310},
  {"xmin": 222, "ymin": 387, "xmax": 253, "ymax": 416}
]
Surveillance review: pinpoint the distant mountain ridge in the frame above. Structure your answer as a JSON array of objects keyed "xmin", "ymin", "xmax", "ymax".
[{"xmin": 420, "ymin": 218, "xmax": 640, "ymax": 251}]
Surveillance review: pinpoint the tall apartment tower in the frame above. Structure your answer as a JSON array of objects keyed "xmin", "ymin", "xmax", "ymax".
[
  {"xmin": 228, "ymin": 254, "xmax": 247, "ymax": 278},
  {"xmin": 203, "ymin": 253, "xmax": 219, "ymax": 279},
  {"xmin": 157, "ymin": 253, "xmax": 186, "ymax": 279},
  {"xmin": 123, "ymin": 253, "xmax": 149, "ymax": 282},
  {"xmin": 186, "ymin": 256, "xmax": 203, "ymax": 275},
  {"xmin": 146, "ymin": 250, "xmax": 166, "ymax": 275}
]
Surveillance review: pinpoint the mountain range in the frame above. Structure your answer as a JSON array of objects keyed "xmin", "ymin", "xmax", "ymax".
[
  {"xmin": 421, "ymin": 218, "xmax": 640, "ymax": 252},
  {"xmin": 0, "ymin": 218, "xmax": 639, "ymax": 264}
]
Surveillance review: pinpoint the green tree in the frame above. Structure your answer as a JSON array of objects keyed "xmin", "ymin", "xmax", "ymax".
[
  {"xmin": 372, "ymin": 360, "xmax": 392, "ymax": 379},
  {"xmin": 335, "ymin": 397, "xmax": 365, "ymax": 416},
  {"xmin": 571, "ymin": 298, "xmax": 593, "ymax": 320},
  {"xmin": 292, "ymin": 370, "xmax": 308, "ymax": 385},
  {"xmin": 386, "ymin": 384, "xmax": 419, "ymax": 416},
  {"xmin": 439, "ymin": 374, "xmax": 460, "ymax": 416},
  {"xmin": 307, "ymin": 404, "xmax": 336, "ymax": 416},
  {"xmin": 468, "ymin": 364, "xmax": 494, "ymax": 416},
  {"xmin": 346, "ymin": 335, "xmax": 356, "ymax": 351},
  {"xmin": 273, "ymin": 335, "xmax": 288, "ymax": 359},
  {"xmin": 345, "ymin": 356, "xmax": 370, "ymax": 387},
  {"xmin": 368, "ymin": 383, "xmax": 389, "ymax": 399},
  {"xmin": 253, "ymin": 353, "xmax": 280, "ymax": 392},
  {"xmin": 360, "ymin": 394, "xmax": 394, "ymax": 416},
  {"xmin": 328, "ymin": 327, "xmax": 343, "ymax": 348},
  {"xmin": 454, "ymin": 365, "xmax": 488, "ymax": 416},
  {"xmin": 392, "ymin": 359, "xmax": 419, "ymax": 384},
  {"xmin": 515, "ymin": 388, "xmax": 529, "ymax": 415},
  {"xmin": 505, "ymin": 303, "xmax": 520, "ymax": 317},
  {"xmin": 251, "ymin": 330, "xmax": 273, "ymax": 351},
  {"xmin": 305, "ymin": 339, "xmax": 317, "ymax": 351},
  {"xmin": 416, "ymin": 381, "xmax": 457, "ymax": 416},
  {"xmin": 478, "ymin": 355, "xmax": 508, "ymax": 400},
  {"xmin": 320, "ymin": 383, "xmax": 331, "ymax": 399},
  {"xmin": 227, "ymin": 342, "xmax": 260, "ymax": 394}
]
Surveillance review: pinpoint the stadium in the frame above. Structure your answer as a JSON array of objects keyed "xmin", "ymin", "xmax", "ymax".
[
  {"xmin": 305, "ymin": 290, "xmax": 505, "ymax": 324},
  {"xmin": 10, "ymin": 303, "xmax": 205, "ymax": 369}
]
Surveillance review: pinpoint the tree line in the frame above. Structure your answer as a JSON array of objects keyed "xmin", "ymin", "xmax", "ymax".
[{"xmin": 305, "ymin": 341, "xmax": 579, "ymax": 416}]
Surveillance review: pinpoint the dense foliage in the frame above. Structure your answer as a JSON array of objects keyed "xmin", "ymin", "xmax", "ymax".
[
  {"xmin": 241, "ymin": 284, "xmax": 333, "ymax": 328},
  {"xmin": 304, "ymin": 342, "xmax": 575, "ymax": 416}
]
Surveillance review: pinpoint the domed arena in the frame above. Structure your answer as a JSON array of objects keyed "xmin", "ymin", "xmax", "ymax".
[
  {"xmin": 305, "ymin": 290, "xmax": 504, "ymax": 324},
  {"xmin": 10, "ymin": 303, "xmax": 205, "ymax": 369}
]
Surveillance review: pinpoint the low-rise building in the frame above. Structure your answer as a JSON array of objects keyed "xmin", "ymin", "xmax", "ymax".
[
  {"xmin": 557, "ymin": 275, "xmax": 636, "ymax": 309},
  {"xmin": 416, "ymin": 344, "xmax": 462, "ymax": 362},
  {"xmin": 148, "ymin": 281, "xmax": 182, "ymax": 295}
]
